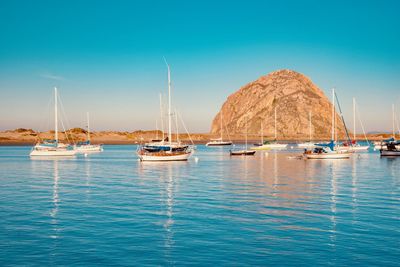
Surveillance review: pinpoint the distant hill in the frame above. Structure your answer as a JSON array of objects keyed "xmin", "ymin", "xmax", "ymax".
[{"xmin": 210, "ymin": 69, "xmax": 346, "ymax": 139}]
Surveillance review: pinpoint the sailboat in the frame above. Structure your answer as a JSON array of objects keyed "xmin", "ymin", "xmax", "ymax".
[
  {"xmin": 137, "ymin": 61, "xmax": 193, "ymax": 161},
  {"xmin": 337, "ymin": 98, "xmax": 369, "ymax": 152},
  {"xmin": 230, "ymin": 117, "xmax": 256, "ymax": 156},
  {"xmin": 380, "ymin": 138, "xmax": 400, "ymax": 156},
  {"xmin": 250, "ymin": 107, "xmax": 287, "ymax": 150},
  {"xmin": 374, "ymin": 104, "xmax": 400, "ymax": 150},
  {"xmin": 297, "ymin": 111, "xmax": 315, "ymax": 149},
  {"xmin": 206, "ymin": 111, "xmax": 232, "ymax": 146},
  {"xmin": 304, "ymin": 88, "xmax": 351, "ymax": 159},
  {"xmin": 74, "ymin": 112, "xmax": 103, "ymax": 152},
  {"xmin": 379, "ymin": 104, "xmax": 400, "ymax": 156},
  {"xmin": 250, "ymin": 120, "xmax": 267, "ymax": 149},
  {"xmin": 30, "ymin": 88, "xmax": 76, "ymax": 157}
]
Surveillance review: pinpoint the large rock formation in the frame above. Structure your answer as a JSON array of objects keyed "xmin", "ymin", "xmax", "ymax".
[{"xmin": 210, "ymin": 69, "xmax": 346, "ymax": 139}]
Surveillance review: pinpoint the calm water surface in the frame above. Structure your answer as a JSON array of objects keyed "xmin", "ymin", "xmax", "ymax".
[{"xmin": 0, "ymin": 145, "xmax": 399, "ymax": 266}]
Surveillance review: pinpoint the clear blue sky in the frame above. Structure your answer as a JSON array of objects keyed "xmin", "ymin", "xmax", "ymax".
[{"xmin": 0, "ymin": 0, "xmax": 399, "ymax": 133}]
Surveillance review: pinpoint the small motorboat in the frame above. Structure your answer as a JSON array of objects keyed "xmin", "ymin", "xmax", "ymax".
[
  {"xmin": 380, "ymin": 139, "xmax": 400, "ymax": 157},
  {"xmin": 230, "ymin": 150, "xmax": 256, "ymax": 156}
]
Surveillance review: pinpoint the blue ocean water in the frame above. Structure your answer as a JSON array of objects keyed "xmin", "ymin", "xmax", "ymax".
[{"xmin": 0, "ymin": 145, "xmax": 399, "ymax": 266}]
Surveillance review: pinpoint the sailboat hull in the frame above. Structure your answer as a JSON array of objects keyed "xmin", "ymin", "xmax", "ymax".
[
  {"xmin": 297, "ymin": 143, "xmax": 315, "ymax": 148},
  {"xmin": 206, "ymin": 142, "xmax": 232, "ymax": 146},
  {"xmin": 138, "ymin": 151, "xmax": 192, "ymax": 161},
  {"xmin": 230, "ymin": 150, "xmax": 256, "ymax": 156},
  {"xmin": 380, "ymin": 150, "xmax": 400, "ymax": 156},
  {"xmin": 74, "ymin": 144, "xmax": 103, "ymax": 152},
  {"xmin": 256, "ymin": 144, "xmax": 287, "ymax": 150},
  {"xmin": 350, "ymin": 146, "xmax": 369, "ymax": 152},
  {"xmin": 305, "ymin": 152, "xmax": 350, "ymax": 159},
  {"xmin": 30, "ymin": 149, "xmax": 76, "ymax": 157}
]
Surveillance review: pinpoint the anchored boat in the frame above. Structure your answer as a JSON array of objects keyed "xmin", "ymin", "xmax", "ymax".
[
  {"xmin": 230, "ymin": 117, "xmax": 256, "ymax": 156},
  {"xmin": 251, "ymin": 107, "xmax": 287, "ymax": 150},
  {"xmin": 137, "ymin": 60, "xmax": 192, "ymax": 161},
  {"xmin": 380, "ymin": 139, "xmax": 400, "ymax": 156},
  {"xmin": 74, "ymin": 112, "xmax": 103, "ymax": 152},
  {"xmin": 206, "ymin": 111, "xmax": 232, "ymax": 146},
  {"xmin": 337, "ymin": 98, "xmax": 369, "ymax": 152},
  {"xmin": 30, "ymin": 88, "xmax": 76, "ymax": 157},
  {"xmin": 297, "ymin": 110, "xmax": 315, "ymax": 149},
  {"xmin": 304, "ymin": 88, "xmax": 351, "ymax": 160}
]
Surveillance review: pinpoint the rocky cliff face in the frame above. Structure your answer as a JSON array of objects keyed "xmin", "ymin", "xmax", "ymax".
[{"xmin": 210, "ymin": 69, "xmax": 346, "ymax": 139}]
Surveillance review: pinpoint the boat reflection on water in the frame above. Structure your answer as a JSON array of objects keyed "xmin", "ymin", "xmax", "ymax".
[
  {"xmin": 330, "ymin": 160, "xmax": 338, "ymax": 248},
  {"xmin": 230, "ymin": 152, "xmax": 318, "ymax": 201},
  {"xmin": 138, "ymin": 161, "xmax": 182, "ymax": 263},
  {"xmin": 164, "ymin": 165, "xmax": 174, "ymax": 260},
  {"xmin": 50, "ymin": 160, "xmax": 60, "ymax": 234},
  {"xmin": 30, "ymin": 156, "xmax": 76, "ymax": 161}
]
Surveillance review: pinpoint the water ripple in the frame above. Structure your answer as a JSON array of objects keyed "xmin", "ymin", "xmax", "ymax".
[{"xmin": 0, "ymin": 146, "xmax": 399, "ymax": 266}]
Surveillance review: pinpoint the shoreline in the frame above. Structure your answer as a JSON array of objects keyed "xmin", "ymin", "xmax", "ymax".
[{"xmin": 0, "ymin": 128, "xmax": 394, "ymax": 146}]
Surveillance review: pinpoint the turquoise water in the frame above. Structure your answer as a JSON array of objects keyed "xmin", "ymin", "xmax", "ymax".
[{"xmin": 0, "ymin": 145, "xmax": 399, "ymax": 266}]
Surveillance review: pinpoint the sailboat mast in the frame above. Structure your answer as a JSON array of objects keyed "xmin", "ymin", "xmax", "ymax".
[
  {"xmin": 274, "ymin": 107, "xmax": 277, "ymax": 140},
  {"xmin": 331, "ymin": 88, "xmax": 335, "ymax": 141},
  {"xmin": 245, "ymin": 117, "xmax": 248, "ymax": 150},
  {"xmin": 159, "ymin": 93, "xmax": 165, "ymax": 142},
  {"xmin": 353, "ymin": 97, "xmax": 356, "ymax": 141},
  {"xmin": 54, "ymin": 87, "xmax": 58, "ymax": 143},
  {"xmin": 392, "ymin": 104, "xmax": 395, "ymax": 138},
  {"xmin": 261, "ymin": 121, "xmax": 264, "ymax": 144},
  {"xmin": 175, "ymin": 108, "xmax": 179, "ymax": 143},
  {"xmin": 220, "ymin": 111, "xmax": 223, "ymax": 140},
  {"xmin": 87, "ymin": 112, "xmax": 90, "ymax": 142},
  {"xmin": 156, "ymin": 120, "xmax": 159, "ymax": 140},
  {"xmin": 309, "ymin": 110, "xmax": 312, "ymax": 142},
  {"xmin": 167, "ymin": 62, "xmax": 172, "ymax": 146}
]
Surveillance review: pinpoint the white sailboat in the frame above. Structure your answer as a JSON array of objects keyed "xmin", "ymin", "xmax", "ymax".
[
  {"xmin": 137, "ymin": 61, "xmax": 192, "ymax": 161},
  {"xmin": 251, "ymin": 107, "xmax": 287, "ymax": 150},
  {"xmin": 250, "ymin": 120, "xmax": 267, "ymax": 150},
  {"xmin": 74, "ymin": 112, "xmax": 103, "ymax": 152},
  {"xmin": 337, "ymin": 98, "xmax": 369, "ymax": 152},
  {"xmin": 297, "ymin": 111, "xmax": 315, "ymax": 149},
  {"xmin": 304, "ymin": 88, "xmax": 351, "ymax": 159},
  {"xmin": 206, "ymin": 110, "xmax": 232, "ymax": 146},
  {"xmin": 30, "ymin": 88, "xmax": 76, "ymax": 157}
]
